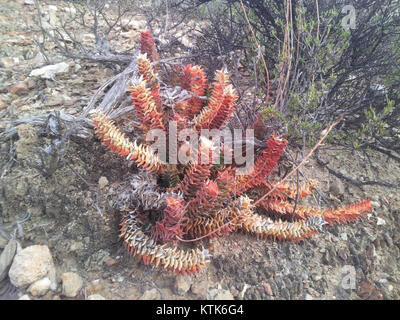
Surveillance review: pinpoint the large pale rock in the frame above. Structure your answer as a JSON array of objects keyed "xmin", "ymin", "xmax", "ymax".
[
  {"xmin": 8, "ymin": 245, "xmax": 56, "ymax": 289},
  {"xmin": 62, "ymin": 272, "xmax": 83, "ymax": 297},
  {"xmin": 29, "ymin": 62, "xmax": 69, "ymax": 79}
]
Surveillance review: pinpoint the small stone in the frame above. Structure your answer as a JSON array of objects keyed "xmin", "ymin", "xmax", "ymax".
[
  {"xmin": 305, "ymin": 294, "xmax": 313, "ymax": 300},
  {"xmin": 61, "ymin": 272, "xmax": 83, "ymax": 297},
  {"xmin": 69, "ymin": 241, "xmax": 84, "ymax": 252},
  {"xmin": 140, "ymin": 288, "xmax": 161, "ymax": 300},
  {"xmin": 340, "ymin": 233, "xmax": 348, "ymax": 241},
  {"xmin": 30, "ymin": 52, "xmax": 46, "ymax": 68},
  {"xmin": 9, "ymin": 245, "xmax": 56, "ymax": 289},
  {"xmin": 8, "ymin": 82, "xmax": 29, "ymax": 96},
  {"xmin": 87, "ymin": 294, "xmax": 106, "ymax": 300},
  {"xmin": 45, "ymin": 97, "xmax": 64, "ymax": 107},
  {"xmin": 29, "ymin": 62, "xmax": 69, "ymax": 79},
  {"xmin": 103, "ymin": 257, "xmax": 117, "ymax": 267},
  {"xmin": 28, "ymin": 277, "xmax": 51, "ymax": 297},
  {"xmin": 174, "ymin": 275, "xmax": 192, "ymax": 295},
  {"xmin": 19, "ymin": 294, "xmax": 31, "ymax": 300},
  {"xmin": 24, "ymin": 0, "xmax": 35, "ymax": 4},
  {"xmin": 329, "ymin": 180, "xmax": 345, "ymax": 196},
  {"xmin": 98, "ymin": 176, "xmax": 108, "ymax": 189},
  {"xmin": 377, "ymin": 217, "xmax": 386, "ymax": 225},
  {"xmin": 0, "ymin": 239, "xmax": 17, "ymax": 282},
  {"xmin": 338, "ymin": 247, "xmax": 349, "ymax": 261},
  {"xmin": 384, "ymin": 233, "xmax": 393, "ymax": 247},
  {"xmin": 262, "ymin": 281, "xmax": 273, "ymax": 296}
]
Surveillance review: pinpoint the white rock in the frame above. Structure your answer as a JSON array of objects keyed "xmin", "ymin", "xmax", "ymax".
[
  {"xmin": 24, "ymin": 0, "xmax": 35, "ymax": 4},
  {"xmin": 19, "ymin": 294, "xmax": 31, "ymax": 300},
  {"xmin": 377, "ymin": 217, "xmax": 386, "ymax": 226},
  {"xmin": 28, "ymin": 277, "xmax": 51, "ymax": 296},
  {"xmin": 8, "ymin": 245, "xmax": 56, "ymax": 289},
  {"xmin": 29, "ymin": 62, "xmax": 70, "ymax": 79},
  {"xmin": 62, "ymin": 272, "xmax": 83, "ymax": 297},
  {"xmin": 340, "ymin": 233, "xmax": 348, "ymax": 241},
  {"xmin": 87, "ymin": 294, "xmax": 106, "ymax": 300}
]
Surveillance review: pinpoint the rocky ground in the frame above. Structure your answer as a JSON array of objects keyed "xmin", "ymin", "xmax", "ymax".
[{"xmin": 0, "ymin": 0, "xmax": 399, "ymax": 300}]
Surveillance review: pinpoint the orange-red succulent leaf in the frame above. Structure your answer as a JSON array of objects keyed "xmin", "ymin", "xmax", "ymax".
[{"xmin": 139, "ymin": 30, "xmax": 159, "ymax": 62}]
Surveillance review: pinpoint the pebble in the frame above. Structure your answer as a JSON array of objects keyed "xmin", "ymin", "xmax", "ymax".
[
  {"xmin": 19, "ymin": 294, "xmax": 31, "ymax": 300},
  {"xmin": 338, "ymin": 248, "xmax": 349, "ymax": 261},
  {"xmin": 28, "ymin": 277, "xmax": 51, "ymax": 297},
  {"xmin": 8, "ymin": 82, "xmax": 29, "ymax": 96},
  {"xmin": 384, "ymin": 233, "xmax": 393, "ymax": 247},
  {"xmin": 376, "ymin": 217, "xmax": 386, "ymax": 225},
  {"xmin": 329, "ymin": 180, "xmax": 345, "ymax": 196},
  {"xmin": 140, "ymin": 288, "xmax": 161, "ymax": 300},
  {"xmin": 61, "ymin": 272, "xmax": 83, "ymax": 297},
  {"xmin": 262, "ymin": 282, "xmax": 273, "ymax": 296},
  {"xmin": 24, "ymin": 0, "xmax": 35, "ymax": 4},
  {"xmin": 8, "ymin": 245, "xmax": 57, "ymax": 289},
  {"xmin": 0, "ymin": 239, "xmax": 17, "ymax": 282},
  {"xmin": 29, "ymin": 62, "xmax": 70, "ymax": 79},
  {"xmin": 98, "ymin": 176, "xmax": 109, "ymax": 189},
  {"xmin": 103, "ymin": 256, "xmax": 117, "ymax": 266},
  {"xmin": 340, "ymin": 233, "xmax": 348, "ymax": 241}
]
